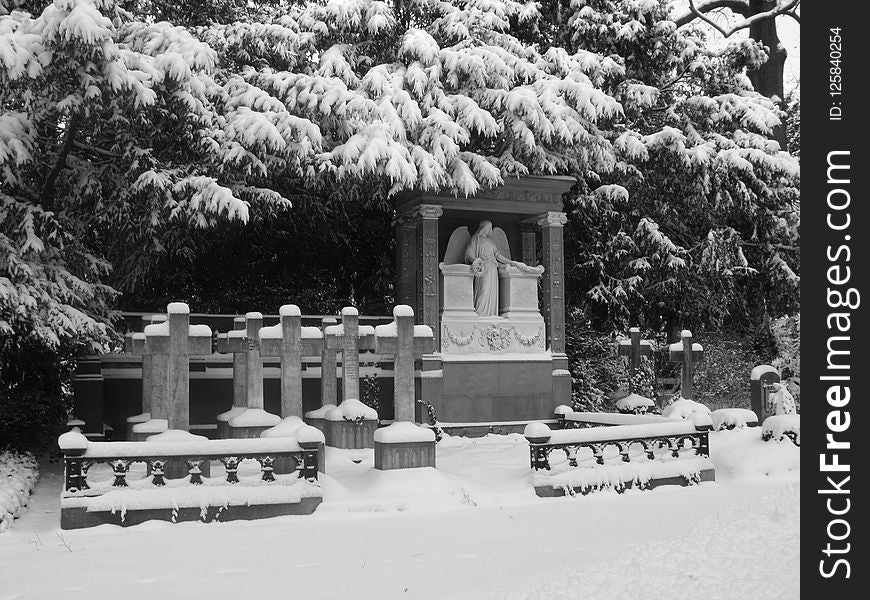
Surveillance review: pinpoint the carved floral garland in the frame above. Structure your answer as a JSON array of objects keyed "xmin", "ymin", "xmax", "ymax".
[
  {"xmin": 514, "ymin": 327, "xmax": 543, "ymax": 346},
  {"xmin": 443, "ymin": 325, "xmax": 476, "ymax": 347},
  {"xmin": 443, "ymin": 324, "xmax": 544, "ymax": 351}
]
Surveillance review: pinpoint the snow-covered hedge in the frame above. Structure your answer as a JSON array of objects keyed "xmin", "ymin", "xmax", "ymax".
[{"xmin": 1, "ymin": 451, "xmax": 39, "ymax": 533}]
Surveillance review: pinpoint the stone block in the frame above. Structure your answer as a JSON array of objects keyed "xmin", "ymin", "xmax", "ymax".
[{"xmin": 374, "ymin": 440, "xmax": 436, "ymax": 470}]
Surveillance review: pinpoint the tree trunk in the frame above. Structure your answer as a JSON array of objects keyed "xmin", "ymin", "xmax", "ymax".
[{"xmin": 746, "ymin": 0, "xmax": 788, "ymax": 148}]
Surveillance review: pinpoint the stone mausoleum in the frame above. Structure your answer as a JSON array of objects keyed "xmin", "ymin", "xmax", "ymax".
[{"xmin": 71, "ymin": 175, "xmax": 574, "ymax": 438}]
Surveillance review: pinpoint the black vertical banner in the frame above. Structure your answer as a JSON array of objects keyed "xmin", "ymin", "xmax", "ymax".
[{"xmin": 803, "ymin": 2, "xmax": 866, "ymax": 596}]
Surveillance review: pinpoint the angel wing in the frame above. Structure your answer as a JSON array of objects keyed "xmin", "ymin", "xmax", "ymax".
[
  {"xmin": 492, "ymin": 227, "xmax": 511, "ymax": 261},
  {"xmin": 443, "ymin": 226, "xmax": 471, "ymax": 264}
]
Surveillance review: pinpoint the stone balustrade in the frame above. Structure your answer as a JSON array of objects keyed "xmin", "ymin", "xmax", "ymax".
[
  {"xmin": 524, "ymin": 419, "xmax": 714, "ymax": 497},
  {"xmin": 58, "ymin": 428, "xmax": 321, "ymax": 529}
]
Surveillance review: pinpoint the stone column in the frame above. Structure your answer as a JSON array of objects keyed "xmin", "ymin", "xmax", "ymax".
[
  {"xmin": 321, "ymin": 317, "xmax": 338, "ymax": 407},
  {"xmin": 538, "ymin": 211, "xmax": 568, "ymax": 354},
  {"xmin": 231, "ymin": 316, "xmax": 246, "ymax": 409},
  {"xmin": 520, "ymin": 221, "xmax": 537, "ymax": 267},
  {"xmin": 414, "ymin": 204, "xmax": 442, "ymax": 347},
  {"xmin": 245, "ymin": 312, "xmax": 265, "ymax": 410},
  {"xmin": 395, "ymin": 217, "xmax": 417, "ymax": 308}
]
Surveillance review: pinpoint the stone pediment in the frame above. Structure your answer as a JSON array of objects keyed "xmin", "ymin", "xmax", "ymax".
[{"xmin": 396, "ymin": 175, "xmax": 575, "ymax": 217}]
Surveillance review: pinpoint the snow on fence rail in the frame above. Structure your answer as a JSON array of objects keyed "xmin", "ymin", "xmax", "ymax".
[{"xmin": 58, "ymin": 429, "xmax": 323, "ymax": 529}]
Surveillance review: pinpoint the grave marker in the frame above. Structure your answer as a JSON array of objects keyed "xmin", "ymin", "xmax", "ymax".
[
  {"xmin": 320, "ymin": 316, "xmax": 339, "ymax": 409},
  {"xmin": 618, "ymin": 327, "xmax": 653, "ymax": 394},
  {"xmin": 126, "ymin": 315, "xmax": 167, "ymax": 439},
  {"xmin": 324, "ymin": 307, "xmax": 375, "ymax": 404},
  {"xmin": 668, "ymin": 330, "xmax": 704, "ymax": 401},
  {"xmin": 216, "ymin": 312, "xmax": 281, "ymax": 437},
  {"xmin": 215, "ymin": 316, "xmax": 247, "ymax": 438},
  {"xmin": 373, "ymin": 305, "xmax": 437, "ymax": 470},
  {"xmin": 374, "ymin": 305, "xmax": 435, "ymax": 422},
  {"xmin": 259, "ymin": 305, "xmax": 323, "ymax": 418},
  {"xmin": 141, "ymin": 303, "xmax": 212, "ymax": 431}
]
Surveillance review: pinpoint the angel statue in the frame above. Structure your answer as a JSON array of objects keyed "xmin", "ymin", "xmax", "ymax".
[{"xmin": 443, "ymin": 220, "xmax": 540, "ymax": 317}]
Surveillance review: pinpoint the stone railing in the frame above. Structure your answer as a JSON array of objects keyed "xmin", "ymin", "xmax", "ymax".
[
  {"xmin": 58, "ymin": 429, "xmax": 323, "ymax": 528},
  {"xmin": 61, "ymin": 437, "xmax": 319, "ymax": 495},
  {"xmin": 524, "ymin": 420, "xmax": 710, "ymax": 472}
]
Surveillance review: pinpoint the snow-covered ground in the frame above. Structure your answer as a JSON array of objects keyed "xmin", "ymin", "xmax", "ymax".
[{"xmin": 0, "ymin": 429, "xmax": 798, "ymax": 600}]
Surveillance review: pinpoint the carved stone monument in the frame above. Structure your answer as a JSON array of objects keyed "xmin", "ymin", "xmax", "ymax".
[{"xmin": 395, "ymin": 176, "xmax": 575, "ymax": 428}]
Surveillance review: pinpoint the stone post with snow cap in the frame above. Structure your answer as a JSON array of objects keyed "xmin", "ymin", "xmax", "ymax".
[
  {"xmin": 217, "ymin": 312, "xmax": 281, "ymax": 438},
  {"xmin": 259, "ymin": 305, "xmax": 323, "ymax": 418},
  {"xmin": 373, "ymin": 305, "xmax": 436, "ymax": 470},
  {"xmin": 134, "ymin": 303, "xmax": 212, "ymax": 435},
  {"xmin": 668, "ymin": 330, "xmax": 704, "ymax": 401}
]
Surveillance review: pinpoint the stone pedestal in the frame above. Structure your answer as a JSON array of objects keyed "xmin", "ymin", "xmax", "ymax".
[
  {"xmin": 228, "ymin": 408, "xmax": 282, "ymax": 439},
  {"xmin": 498, "ymin": 265, "xmax": 545, "ymax": 322},
  {"xmin": 216, "ymin": 406, "xmax": 245, "ymax": 439},
  {"xmin": 374, "ymin": 440, "xmax": 436, "ymax": 470},
  {"xmin": 304, "ymin": 404, "xmax": 337, "ymax": 438},
  {"xmin": 440, "ymin": 263, "xmax": 478, "ymax": 321},
  {"xmin": 324, "ymin": 400, "xmax": 378, "ymax": 448},
  {"xmin": 373, "ymin": 422, "xmax": 436, "ymax": 470}
]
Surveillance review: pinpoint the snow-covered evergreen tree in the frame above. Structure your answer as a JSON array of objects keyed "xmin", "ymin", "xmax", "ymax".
[
  {"xmin": 526, "ymin": 0, "xmax": 799, "ymax": 333},
  {"xmin": 1, "ymin": 0, "xmax": 627, "ymax": 386}
]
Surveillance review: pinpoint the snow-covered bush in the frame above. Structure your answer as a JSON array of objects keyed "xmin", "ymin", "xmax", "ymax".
[{"xmin": 0, "ymin": 451, "xmax": 39, "ymax": 533}]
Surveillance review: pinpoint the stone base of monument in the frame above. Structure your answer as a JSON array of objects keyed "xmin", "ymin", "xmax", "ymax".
[
  {"xmin": 373, "ymin": 422, "xmax": 436, "ymax": 470},
  {"xmin": 324, "ymin": 400, "xmax": 378, "ymax": 449},
  {"xmin": 228, "ymin": 408, "xmax": 282, "ymax": 439},
  {"xmin": 533, "ymin": 468, "xmax": 715, "ymax": 498},
  {"xmin": 61, "ymin": 496, "xmax": 322, "ymax": 530},
  {"xmin": 420, "ymin": 353, "xmax": 572, "ymax": 425},
  {"xmin": 216, "ymin": 406, "xmax": 246, "ymax": 439}
]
